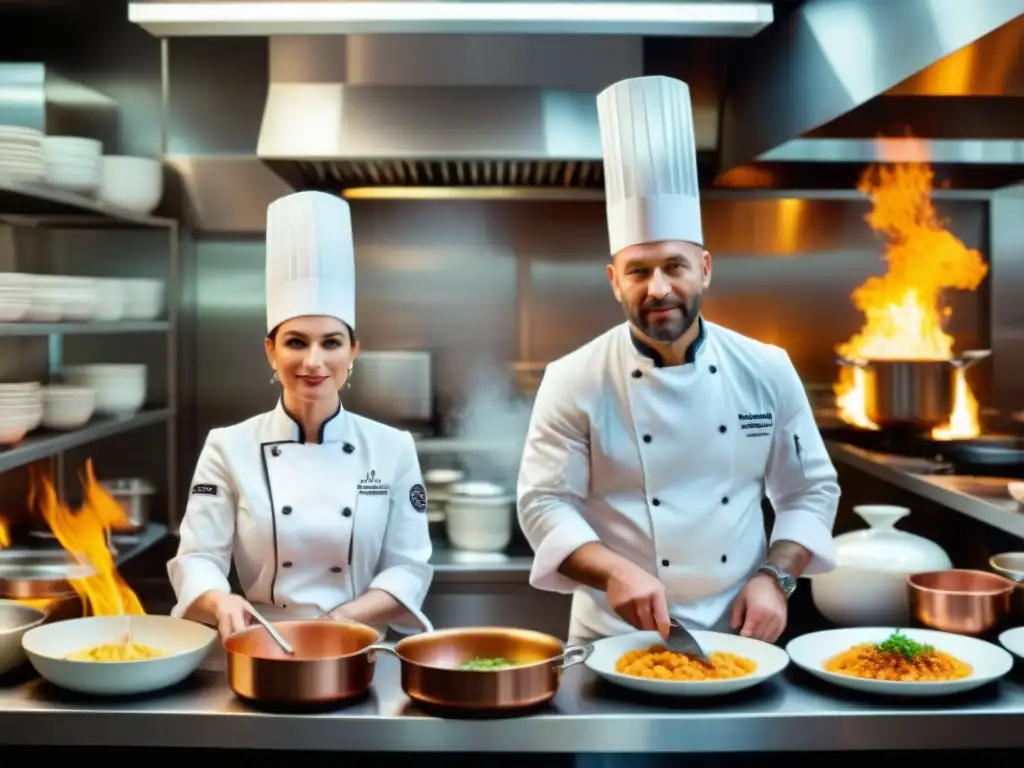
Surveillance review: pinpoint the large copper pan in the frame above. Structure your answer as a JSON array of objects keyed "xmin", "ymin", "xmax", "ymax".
[
  {"xmin": 224, "ymin": 618, "xmax": 382, "ymax": 705},
  {"xmin": 376, "ymin": 626, "xmax": 592, "ymax": 710}
]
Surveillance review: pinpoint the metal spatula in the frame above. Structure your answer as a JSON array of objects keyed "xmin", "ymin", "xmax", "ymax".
[{"xmin": 666, "ymin": 618, "xmax": 711, "ymax": 664}]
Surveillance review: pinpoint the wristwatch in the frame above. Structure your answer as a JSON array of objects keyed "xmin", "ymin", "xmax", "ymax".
[{"xmin": 757, "ymin": 562, "xmax": 797, "ymax": 599}]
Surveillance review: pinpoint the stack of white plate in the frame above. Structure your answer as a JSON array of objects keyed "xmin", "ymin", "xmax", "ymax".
[
  {"xmin": 0, "ymin": 278, "xmax": 30, "ymax": 322},
  {"xmin": 42, "ymin": 136, "xmax": 102, "ymax": 193},
  {"xmin": 63, "ymin": 364, "xmax": 146, "ymax": 417},
  {"xmin": 0, "ymin": 126, "xmax": 45, "ymax": 183},
  {"xmin": 0, "ymin": 272, "xmax": 164, "ymax": 324},
  {"xmin": 0, "ymin": 382, "xmax": 43, "ymax": 445}
]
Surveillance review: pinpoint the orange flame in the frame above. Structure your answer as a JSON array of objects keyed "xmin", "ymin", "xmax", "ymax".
[
  {"xmin": 834, "ymin": 162, "xmax": 988, "ymax": 438},
  {"xmin": 29, "ymin": 462, "xmax": 145, "ymax": 616}
]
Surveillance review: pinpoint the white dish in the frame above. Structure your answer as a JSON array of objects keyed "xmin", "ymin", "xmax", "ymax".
[
  {"xmin": 1008, "ymin": 482, "xmax": 1024, "ymax": 504},
  {"xmin": 0, "ymin": 601, "xmax": 47, "ymax": 676},
  {"xmin": 585, "ymin": 630, "xmax": 789, "ymax": 697},
  {"xmin": 22, "ymin": 614, "xmax": 217, "ymax": 696},
  {"xmin": 786, "ymin": 627, "xmax": 1012, "ymax": 697},
  {"xmin": 998, "ymin": 626, "xmax": 1024, "ymax": 660}
]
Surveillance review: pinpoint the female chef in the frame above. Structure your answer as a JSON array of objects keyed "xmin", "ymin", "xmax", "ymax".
[{"xmin": 168, "ymin": 190, "xmax": 433, "ymax": 640}]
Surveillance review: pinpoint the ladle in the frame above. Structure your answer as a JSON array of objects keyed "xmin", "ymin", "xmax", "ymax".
[{"xmin": 245, "ymin": 605, "xmax": 295, "ymax": 655}]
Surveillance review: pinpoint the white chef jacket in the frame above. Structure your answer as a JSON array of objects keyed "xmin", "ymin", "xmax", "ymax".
[
  {"xmin": 517, "ymin": 319, "xmax": 840, "ymax": 641},
  {"xmin": 168, "ymin": 399, "xmax": 433, "ymax": 634}
]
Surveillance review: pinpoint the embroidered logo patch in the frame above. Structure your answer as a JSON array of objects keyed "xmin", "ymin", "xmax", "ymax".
[
  {"xmin": 738, "ymin": 411, "xmax": 773, "ymax": 438},
  {"xmin": 409, "ymin": 484, "xmax": 427, "ymax": 512},
  {"xmin": 192, "ymin": 484, "xmax": 218, "ymax": 497},
  {"xmin": 357, "ymin": 469, "xmax": 388, "ymax": 496}
]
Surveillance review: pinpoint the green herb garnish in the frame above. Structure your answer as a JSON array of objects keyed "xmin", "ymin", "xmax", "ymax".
[
  {"xmin": 458, "ymin": 657, "xmax": 517, "ymax": 671},
  {"xmin": 875, "ymin": 630, "xmax": 933, "ymax": 660}
]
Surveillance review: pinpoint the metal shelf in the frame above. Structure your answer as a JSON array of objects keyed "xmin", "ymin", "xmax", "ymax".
[
  {"xmin": 0, "ymin": 179, "xmax": 175, "ymax": 229},
  {"xmin": 0, "ymin": 407, "xmax": 174, "ymax": 473},
  {"xmin": 0, "ymin": 320, "xmax": 170, "ymax": 337}
]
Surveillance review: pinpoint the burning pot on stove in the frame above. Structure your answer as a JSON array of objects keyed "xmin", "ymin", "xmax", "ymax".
[{"xmin": 837, "ymin": 350, "xmax": 990, "ymax": 430}]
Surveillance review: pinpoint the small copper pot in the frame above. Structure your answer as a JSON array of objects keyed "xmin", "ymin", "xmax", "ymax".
[
  {"xmin": 375, "ymin": 626, "xmax": 592, "ymax": 710},
  {"xmin": 907, "ymin": 569, "xmax": 1016, "ymax": 636},
  {"xmin": 224, "ymin": 618, "xmax": 383, "ymax": 705}
]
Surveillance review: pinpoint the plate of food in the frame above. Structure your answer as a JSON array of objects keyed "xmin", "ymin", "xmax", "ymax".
[
  {"xmin": 21, "ymin": 614, "xmax": 217, "ymax": 695},
  {"xmin": 585, "ymin": 630, "xmax": 790, "ymax": 697},
  {"xmin": 786, "ymin": 627, "xmax": 1012, "ymax": 696}
]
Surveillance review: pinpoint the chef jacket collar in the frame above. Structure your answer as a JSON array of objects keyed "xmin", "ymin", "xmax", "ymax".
[
  {"xmin": 271, "ymin": 397, "xmax": 349, "ymax": 444},
  {"xmin": 629, "ymin": 316, "xmax": 707, "ymax": 368}
]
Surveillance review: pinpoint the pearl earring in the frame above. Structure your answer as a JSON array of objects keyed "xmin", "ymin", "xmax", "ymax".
[{"xmin": 269, "ymin": 370, "xmax": 278, "ymax": 384}]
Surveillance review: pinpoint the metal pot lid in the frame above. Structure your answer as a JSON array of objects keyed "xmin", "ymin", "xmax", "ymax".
[
  {"xmin": 424, "ymin": 469, "xmax": 465, "ymax": 485},
  {"xmin": 449, "ymin": 481, "xmax": 507, "ymax": 498}
]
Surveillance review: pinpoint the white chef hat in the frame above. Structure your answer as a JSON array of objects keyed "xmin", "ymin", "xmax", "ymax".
[
  {"xmin": 597, "ymin": 75, "xmax": 702, "ymax": 256},
  {"xmin": 265, "ymin": 190, "xmax": 355, "ymax": 333}
]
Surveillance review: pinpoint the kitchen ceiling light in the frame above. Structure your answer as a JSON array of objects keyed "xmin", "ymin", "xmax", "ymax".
[{"xmin": 127, "ymin": 1, "xmax": 773, "ymax": 37}]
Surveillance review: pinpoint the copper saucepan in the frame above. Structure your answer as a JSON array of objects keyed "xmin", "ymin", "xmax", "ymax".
[
  {"xmin": 907, "ymin": 569, "xmax": 1016, "ymax": 636},
  {"xmin": 373, "ymin": 626, "xmax": 593, "ymax": 710},
  {"xmin": 224, "ymin": 618, "xmax": 384, "ymax": 705}
]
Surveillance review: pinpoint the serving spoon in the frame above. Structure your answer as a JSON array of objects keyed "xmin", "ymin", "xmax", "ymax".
[{"xmin": 245, "ymin": 605, "xmax": 295, "ymax": 655}]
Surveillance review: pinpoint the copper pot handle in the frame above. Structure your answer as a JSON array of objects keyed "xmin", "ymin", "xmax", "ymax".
[
  {"xmin": 556, "ymin": 643, "xmax": 593, "ymax": 671},
  {"xmin": 364, "ymin": 641, "xmax": 398, "ymax": 659}
]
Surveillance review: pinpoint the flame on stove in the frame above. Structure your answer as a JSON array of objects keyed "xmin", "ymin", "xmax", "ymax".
[
  {"xmin": 29, "ymin": 461, "xmax": 145, "ymax": 616},
  {"xmin": 834, "ymin": 162, "xmax": 988, "ymax": 439}
]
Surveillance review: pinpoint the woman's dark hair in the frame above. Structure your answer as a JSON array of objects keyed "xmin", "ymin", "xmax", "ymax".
[{"xmin": 267, "ymin": 321, "xmax": 356, "ymax": 344}]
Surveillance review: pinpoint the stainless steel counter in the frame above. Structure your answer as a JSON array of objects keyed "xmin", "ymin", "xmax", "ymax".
[
  {"xmin": 826, "ymin": 442, "xmax": 1024, "ymax": 539},
  {"xmin": 1, "ymin": 649, "xmax": 1024, "ymax": 752}
]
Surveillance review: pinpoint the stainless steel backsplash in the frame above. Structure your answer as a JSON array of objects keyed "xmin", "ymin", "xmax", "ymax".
[{"xmin": 191, "ymin": 196, "xmax": 989, "ymax": 461}]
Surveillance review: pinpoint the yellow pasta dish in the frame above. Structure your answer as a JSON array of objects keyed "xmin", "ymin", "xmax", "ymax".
[
  {"xmin": 823, "ymin": 631, "xmax": 972, "ymax": 682},
  {"xmin": 66, "ymin": 641, "xmax": 165, "ymax": 662},
  {"xmin": 616, "ymin": 645, "xmax": 757, "ymax": 681}
]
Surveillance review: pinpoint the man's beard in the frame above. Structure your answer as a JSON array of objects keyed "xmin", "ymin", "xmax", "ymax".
[{"xmin": 623, "ymin": 291, "xmax": 702, "ymax": 344}]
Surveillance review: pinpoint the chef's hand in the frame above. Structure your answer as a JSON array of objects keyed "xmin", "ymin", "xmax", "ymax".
[
  {"xmin": 730, "ymin": 572, "xmax": 787, "ymax": 643},
  {"xmin": 210, "ymin": 593, "xmax": 254, "ymax": 641},
  {"xmin": 605, "ymin": 562, "xmax": 672, "ymax": 640}
]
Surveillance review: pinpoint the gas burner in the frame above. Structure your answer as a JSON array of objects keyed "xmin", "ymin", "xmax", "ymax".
[{"xmin": 822, "ymin": 425, "xmax": 1024, "ymax": 479}]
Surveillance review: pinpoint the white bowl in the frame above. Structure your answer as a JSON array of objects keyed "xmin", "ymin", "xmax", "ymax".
[
  {"xmin": 99, "ymin": 156, "xmax": 163, "ymax": 214},
  {"xmin": 786, "ymin": 627, "xmax": 1013, "ymax": 697},
  {"xmin": 0, "ymin": 414, "xmax": 30, "ymax": 445},
  {"xmin": 21, "ymin": 614, "xmax": 217, "ymax": 696},
  {"xmin": 120, "ymin": 278, "xmax": 164, "ymax": 320},
  {"xmin": 93, "ymin": 279, "xmax": 125, "ymax": 321},
  {"xmin": 41, "ymin": 385, "xmax": 95, "ymax": 430},
  {"xmin": 0, "ymin": 601, "xmax": 47, "ymax": 676},
  {"xmin": 62, "ymin": 366, "xmax": 146, "ymax": 417},
  {"xmin": 585, "ymin": 630, "xmax": 790, "ymax": 697}
]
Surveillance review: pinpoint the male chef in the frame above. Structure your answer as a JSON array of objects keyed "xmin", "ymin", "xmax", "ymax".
[{"xmin": 516, "ymin": 75, "xmax": 841, "ymax": 644}]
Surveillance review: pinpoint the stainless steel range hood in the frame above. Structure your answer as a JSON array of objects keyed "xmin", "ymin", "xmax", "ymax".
[
  {"xmin": 257, "ymin": 83, "xmax": 607, "ymax": 193},
  {"xmin": 717, "ymin": 0, "xmax": 1024, "ymax": 189},
  {"xmin": 250, "ymin": 34, "xmax": 670, "ymax": 197}
]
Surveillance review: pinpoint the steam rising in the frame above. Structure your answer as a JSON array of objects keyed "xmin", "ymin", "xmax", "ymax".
[{"xmin": 449, "ymin": 363, "xmax": 536, "ymax": 493}]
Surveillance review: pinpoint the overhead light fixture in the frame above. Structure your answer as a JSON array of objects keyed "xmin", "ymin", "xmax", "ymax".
[
  {"xmin": 128, "ymin": 2, "xmax": 772, "ymax": 38},
  {"xmin": 341, "ymin": 187, "xmax": 605, "ymax": 201}
]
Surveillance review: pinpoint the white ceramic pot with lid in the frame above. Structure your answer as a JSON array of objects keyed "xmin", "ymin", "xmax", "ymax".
[
  {"xmin": 444, "ymin": 481, "xmax": 514, "ymax": 552},
  {"xmin": 809, "ymin": 505, "xmax": 952, "ymax": 627}
]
